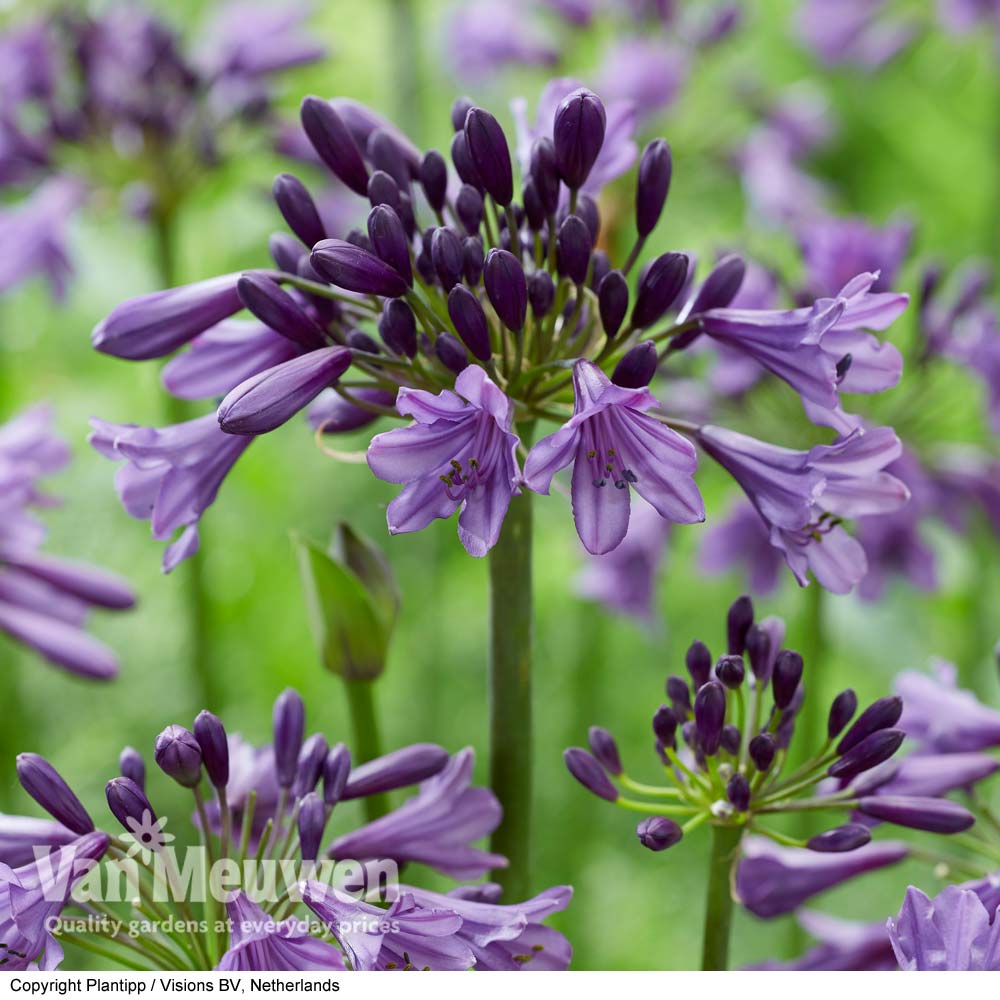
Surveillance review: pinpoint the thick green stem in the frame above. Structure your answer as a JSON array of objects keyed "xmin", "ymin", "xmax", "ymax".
[
  {"xmin": 343, "ymin": 679, "xmax": 389, "ymax": 821},
  {"xmin": 700, "ymin": 824, "xmax": 743, "ymax": 971},
  {"xmin": 488, "ymin": 491, "xmax": 533, "ymax": 901}
]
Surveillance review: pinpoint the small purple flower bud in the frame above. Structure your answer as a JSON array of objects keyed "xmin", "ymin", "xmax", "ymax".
[
  {"xmin": 681, "ymin": 720, "xmax": 697, "ymax": 748},
  {"xmin": 528, "ymin": 271, "xmax": 555, "ymax": 317},
  {"xmin": 828, "ymin": 689, "xmax": 858, "ymax": 740},
  {"xmin": 564, "ymin": 747, "xmax": 618, "ymax": 802},
  {"xmin": 590, "ymin": 250, "xmax": 611, "ymax": 291},
  {"xmin": 347, "ymin": 330, "xmax": 380, "ymax": 354},
  {"xmin": 721, "ymin": 724, "xmax": 741, "ymax": 755},
  {"xmin": 345, "ymin": 228, "xmax": 373, "ymax": 253},
  {"xmin": 685, "ymin": 641, "xmax": 713, "ymax": 689},
  {"xmin": 652, "ymin": 705, "xmax": 678, "ymax": 747},
  {"xmin": 484, "ymin": 248, "xmax": 527, "ymax": 331},
  {"xmin": 631, "ymin": 252, "xmax": 689, "ymax": 329},
  {"xmin": 154, "ymin": 726, "xmax": 202, "ymax": 788},
  {"xmin": 836, "ymin": 696, "xmax": 903, "ymax": 755},
  {"xmin": 749, "ymin": 732, "xmax": 776, "ymax": 772},
  {"xmin": 727, "ymin": 772, "xmax": 750, "ymax": 811},
  {"xmin": 635, "ymin": 139, "xmax": 672, "ymax": 238},
  {"xmin": 856, "ymin": 795, "xmax": 975, "ymax": 834},
  {"xmin": 598, "ymin": 270, "xmax": 629, "ymax": 338},
  {"xmin": 297, "ymin": 792, "xmax": 327, "ymax": 863},
  {"xmin": 193, "ymin": 711, "xmax": 229, "ymax": 790},
  {"xmin": 637, "ymin": 816, "xmax": 683, "ymax": 851},
  {"xmin": 726, "ymin": 595, "xmax": 754, "ymax": 655},
  {"xmin": 311, "ymin": 239, "xmax": 409, "ymax": 298},
  {"xmin": 343, "ymin": 744, "xmax": 449, "ymax": 799},
  {"xmin": 666, "ymin": 675, "xmax": 692, "ymax": 712},
  {"xmin": 450, "ymin": 96, "xmax": 474, "ymax": 132},
  {"xmin": 105, "ymin": 777, "xmax": 156, "ymax": 831},
  {"xmin": 772, "ymin": 650, "xmax": 803, "ymax": 710},
  {"xmin": 300, "ymin": 96, "xmax": 369, "ymax": 196},
  {"xmin": 450, "ymin": 131, "xmax": 483, "ymax": 190},
  {"xmin": 611, "ymin": 340, "xmax": 658, "ymax": 388},
  {"xmin": 556, "ymin": 215, "xmax": 592, "ymax": 286},
  {"xmin": 688, "ymin": 254, "xmax": 746, "ymax": 314},
  {"xmin": 464, "ymin": 108, "xmax": 514, "ymax": 206},
  {"xmin": 715, "ymin": 655, "xmax": 745, "ymax": 690},
  {"xmin": 553, "ymin": 88, "xmax": 606, "ymax": 190},
  {"xmin": 293, "ymin": 733, "xmax": 329, "ymax": 798},
  {"xmin": 522, "ymin": 179, "xmax": 545, "ymax": 231},
  {"xmin": 588, "ymin": 726, "xmax": 623, "ymax": 776},
  {"xmin": 378, "ymin": 299, "xmax": 417, "ymax": 358},
  {"xmin": 237, "ymin": 273, "xmax": 326, "ymax": 350},
  {"xmin": 323, "ymin": 743, "xmax": 351, "ymax": 808},
  {"xmin": 368, "ymin": 170, "xmax": 401, "ymax": 209},
  {"xmin": 447, "ymin": 285, "xmax": 492, "ymax": 362},
  {"xmin": 119, "ymin": 747, "xmax": 145, "ymax": 791},
  {"xmin": 273, "ymin": 688, "xmax": 305, "ymax": 789},
  {"xmin": 366, "ymin": 129, "xmax": 410, "ymax": 190},
  {"xmin": 807, "ymin": 824, "xmax": 872, "ymax": 853},
  {"xmin": 575, "ymin": 194, "xmax": 601, "ymax": 244},
  {"xmin": 694, "ymin": 681, "xmax": 726, "ymax": 756},
  {"xmin": 436, "ymin": 332, "xmax": 469, "ymax": 373},
  {"xmin": 530, "ymin": 137, "xmax": 560, "ymax": 216},
  {"xmin": 463, "ymin": 236, "xmax": 485, "ymax": 284},
  {"xmin": 456, "ymin": 184, "xmax": 484, "ymax": 235},
  {"xmin": 745, "ymin": 626, "xmax": 772, "ymax": 682},
  {"xmin": 17, "ymin": 754, "xmax": 94, "ymax": 835},
  {"xmin": 367, "ymin": 205, "xmax": 412, "ymax": 286},
  {"xmin": 269, "ymin": 233, "xmax": 303, "ymax": 274},
  {"xmin": 828, "ymin": 729, "xmax": 905, "ymax": 781},
  {"xmin": 419, "ymin": 151, "xmax": 448, "ymax": 214},
  {"xmin": 273, "ymin": 173, "xmax": 325, "ymax": 249},
  {"xmin": 432, "ymin": 227, "xmax": 464, "ymax": 291}
]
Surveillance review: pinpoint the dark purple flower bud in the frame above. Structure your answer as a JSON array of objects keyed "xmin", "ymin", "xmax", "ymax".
[
  {"xmin": 564, "ymin": 747, "xmax": 618, "ymax": 802},
  {"xmin": 237, "ymin": 273, "xmax": 326, "ymax": 350},
  {"xmin": 721, "ymin": 724, "xmax": 741, "ymax": 755},
  {"xmin": 828, "ymin": 689, "xmax": 858, "ymax": 740},
  {"xmin": 652, "ymin": 704, "xmax": 678, "ymax": 747},
  {"xmin": 556, "ymin": 215, "xmax": 592, "ymax": 286},
  {"xmin": 456, "ymin": 184, "xmax": 484, "ymax": 235},
  {"xmin": 637, "ymin": 816, "xmax": 683, "ymax": 851},
  {"xmin": 464, "ymin": 108, "xmax": 513, "ymax": 206},
  {"xmin": 119, "ymin": 747, "xmax": 145, "ymax": 791},
  {"xmin": 836, "ymin": 696, "xmax": 903, "ymax": 755},
  {"xmin": 631, "ymin": 252, "xmax": 689, "ymax": 329},
  {"xmin": 17, "ymin": 754, "xmax": 94, "ymax": 835},
  {"xmin": 590, "ymin": 250, "xmax": 611, "ymax": 292},
  {"xmin": 856, "ymin": 795, "xmax": 975, "ymax": 834},
  {"xmin": 432, "ymin": 227, "xmax": 464, "ymax": 291},
  {"xmin": 300, "ymin": 96, "xmax": 369, "ymax": 196},
  {"xmin": 345, "ymin": 228, "xmax": 374, "ymax": 253},
  {"xmin": 368, "ymin": 170, "xmax": 401, "ymax": 209},
  {"xmin": 685, "ymin": 640, "xmax": 712, "ymax": 689},
  {"xmin": 154, "ymin": 726, "xmax": 202, "ymax": 788},
  {"xmin": 463, "ymin": 236, "xmax": 484, "ymax": 284},
  {"xmin": 367, "ymin": 205, "xmax": 412, "ymax": 286},
  {"xmin": 367, "ymin": 129, "xmax": 410, "ymax": 190},
  {"xmin": 106, "ymin": 777, "xmax": 156, "ymax": 832},
  {"xmin": 588, "ymin": 726, "xmax": 623, "ymax": 776},
  {"xmin": 193, "ymin": 711, "xmax": 229, "ymax": 790},
  {"xmin": 745, "ymin": 626, "xmax": 772, "ymax": 682},
  {"xmin": 772, "ymin": 650, "xmax": 803, "ymax": 710},
  {"xmin": 522, "ymin": 179, "xmax": 546, "ymax": 231},
  {"xmin": 297, "ymin": 792, "xmax": 326, "ymax": 863},
  {"xmin": 419, "ymin": 151, "xmax": 448, "ymax": 214},
  {"xmin": 447, "ymin": 285, "xmax": 492, "ymax": 362},
  {"xmin": 807, "ymin": 824, "xmax": 872, "ymax": 853},
  {"xmin": 715, "ymin": 655, "xmax": 745, "ymax": 689},
  {"xmin": 293, "ymin": 733, "xmax": 329, "ymax": 798},
  {"xmin": 450, "ymin": 131, "xmax": 483, "ymax": 190},
  {"xmin": 311, "ymin": 239, "xmax": 409, "ymax": 297},
  {"xmin": 450, "ymin": 96, "xmax": 474, "ymax": 132},
  {"xmin": 529, "ymin": 137, "xmax": 560, "ymax": 217},
  {"xmin": 828, "ymin": 729, "xmax": 905, "ymax": 781},
  {"xmin": 681, "ymin": 720, "xmax": 697, "ymax": 748},
  {"xmin": 694, "ymin": 681, "xmax": 726, "ymax": 756},
  {"xmin": 273, "ymin": 688, "xmax": 305, "ymax": 789},
  {"xmin": 343, "ymin": 744, "xmax": 449, "ymax": 799},
  {"xmin": 378, "ymin": 299, "xmax": 417, "ymax": 358},
  {"xmin": 726, "ymin": 595, "xmax": 754, "ymax": 655},
  {"xmin": 347, "ymin": 330, "xmax": 380, "ymax": 354},
  {"xmin": 635, "ymin": 139, "xmax": 672, "ymax": 237},
  {"xmin": 552, "ymin": 88, "xmax": 606, "ymax": 190},
  {"xmin": 269, "ymin": 233, "xmax": 303, "ymax": 274},
  {"xmin": 484, "ymin": 248, "xmax": 527, "ymax": 331},
  {"xmin": 273, "ymin": 173, "xmax": 325, "ymax": 249},
  {"xmin": 528, "ymin": 271, "xmax": 555, "ymax": 317},
  {"xmin": 749, "ymin": 732, "xmax": 776, "ymax": 772},
  {"xmin": 727, "ymin": 772, "xmax": 750, "ymax": 811},
  {"xmin": 666, "ymin": 675, "xmax": 691, "ymax": 712},
  {"xmin": 596, "ymin": 270, "xmax": 629, "ymax": 340},
  {"xmin": 435, "ymin": 332, "xmax": 469, "ymax": 373},
  {"xmin": 323, "ymin": 743, "xmax": 351, "ymax": 808},
  {"xmin": 688, "ymin": 254, "xmax": 746, "ymax": 314},
  {"xmin": 575, "ymin": 194, "xmax": 600, "ymax": 245},
  {"xmin": 611, "ymin": 340, "xmax": 657, "ymax": 388}
]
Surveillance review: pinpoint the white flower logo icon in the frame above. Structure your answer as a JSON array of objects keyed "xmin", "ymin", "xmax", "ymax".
[{"xmin": 120, "ymin": 810, "xmax": 175, "ymax": 862}]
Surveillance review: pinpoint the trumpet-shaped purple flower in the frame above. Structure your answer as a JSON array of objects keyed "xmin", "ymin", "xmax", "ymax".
[
  {"xmin": 89, "ymin": 413, "xmax": 253, "ymax": 573},
  {"xmin": 698, "ymin": 499, "xmax": 785, "ymax": 594},
  {"xmin": 366, "ymin": 366, "xmax": 521, "ymax": 558},
  {"xmin": 524, "ymin": 360, "xmax": 704, "ymax": 555},
  {"xmin": 752, "ymin": 911, "xmax": 895, "ymax": 970},
  {"xmin": 0, "ymin": 816, "xmax": 75, "ymax": 870}
]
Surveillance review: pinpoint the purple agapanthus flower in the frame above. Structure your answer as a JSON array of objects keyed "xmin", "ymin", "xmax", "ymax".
[
  {"xmin": 524, "ymin": 360, "xmax": 704, "ymax": 555},
  {"xmin": 938, "ymin": 0, "xmax": 1000, "ymax": 32},
  {"xmin": 595, "ymin": 38, "xmax": 689, "ymax": 121},
  {"xmin": 0, "ymin": 816, "xmax": 76, "ymax": 870},
  {"xmin": 446, "ymin": 1, "xmax": 559, "ymax": 79},
  {"xmin": 367, "ymin": 366, "xmax": 521, "ymax": 558},
  {"xmin": 698, "ymin": 498, "xmax": 786, "ymax": 594},
  {"xmin": 751, "ymin": 911, "xmax": 895, "ymax": 970},
  {"xmin": 796, "ymin": 0, "xmax": 918, "ymax": 69}
]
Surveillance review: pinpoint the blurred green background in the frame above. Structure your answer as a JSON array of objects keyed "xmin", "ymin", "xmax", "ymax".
[{"xmin": 1, "ymin": 0, "xmax": 998, "ymax": 970}]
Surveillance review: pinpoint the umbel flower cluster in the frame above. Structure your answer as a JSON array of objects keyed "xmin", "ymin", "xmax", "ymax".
[
  {"xmin": 565, "ymin": 596, "xmax": 975, "ymax": 854},
  {"xmin": 0, "ymin": 689, "xmax": 570, "ymax": 971},
  {"xmin": 91, "ymin": 83, "xmax": 908, "ymax": 589}
]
